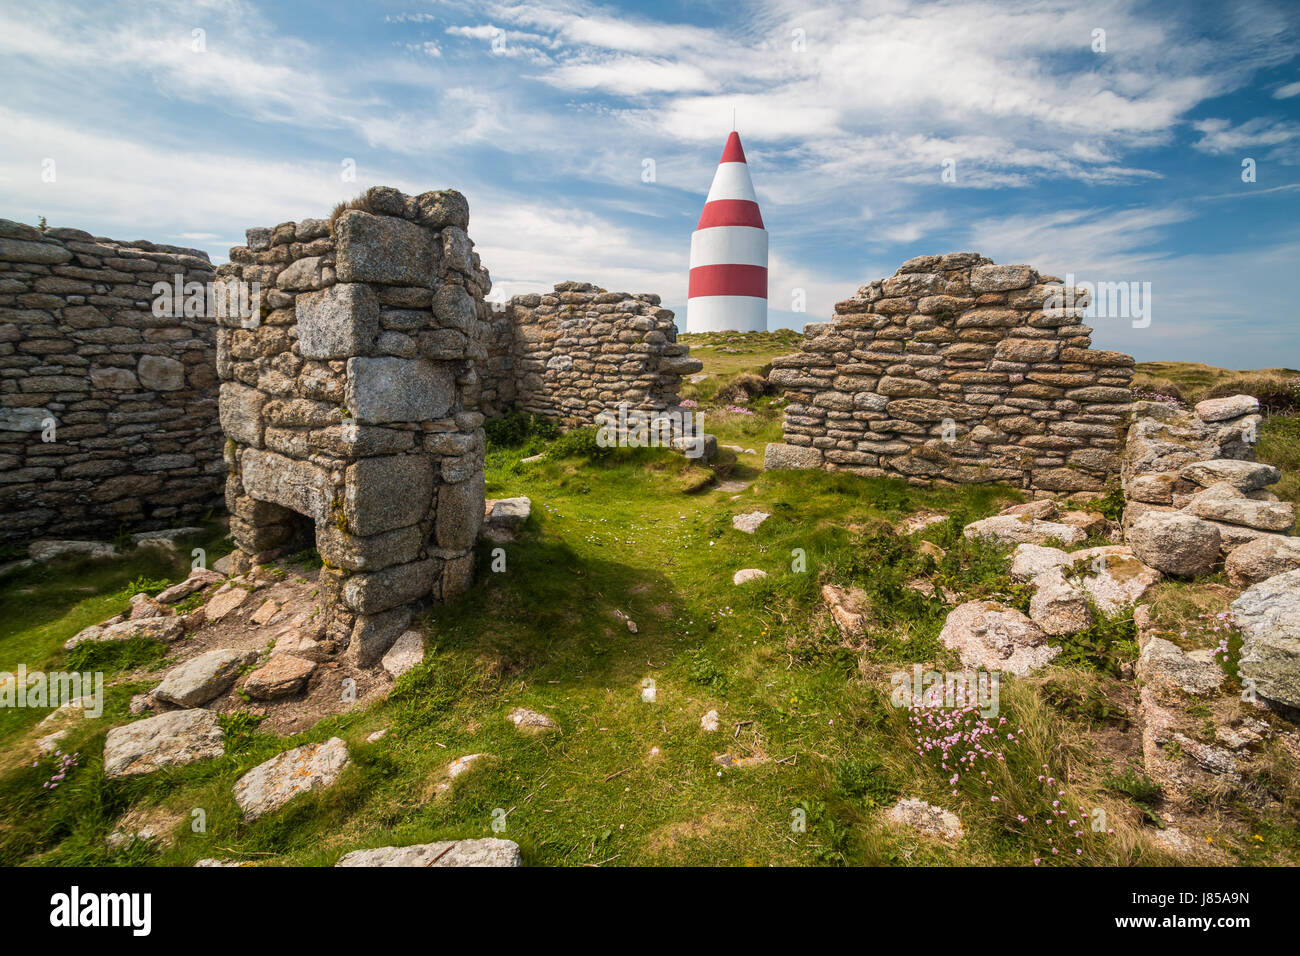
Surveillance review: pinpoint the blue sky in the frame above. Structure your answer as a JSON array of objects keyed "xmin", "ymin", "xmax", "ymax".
[{"xmin": 1, "ymin": 0, "xmax": 1297, "ymax": 367}]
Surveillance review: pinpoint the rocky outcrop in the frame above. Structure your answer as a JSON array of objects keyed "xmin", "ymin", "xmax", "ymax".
[
  {"xmin": 939, "ymin": 600, "xmax": 1060, "ymax": 676},
  {"xmin": 1231, "ymin": 569, "xmax": 1300, "ymax": 709},
  {"xmin": 766, "ymin": 254, "xmax": 1133, "ymax": 490}
]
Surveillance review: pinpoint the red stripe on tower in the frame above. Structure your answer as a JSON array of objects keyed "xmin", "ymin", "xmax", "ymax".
[
  {"xmin": 688, "ymin": 264, "xmax": 768, "ymax": 298},
  {"xmin": 687, "ymin": 131, "xmax": 768, "ymax": 333}
]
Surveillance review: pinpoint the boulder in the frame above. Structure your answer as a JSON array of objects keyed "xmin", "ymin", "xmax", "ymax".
[
  {"xmin": 153, "ymin": 648, "xmax": 259, "ymax": 707},
  {"xmin": 732, "ymin": 511, "xmax": 770, "ymax": 534},
  {"xmin": 939, "ymin": 600, "xmax": 1060, "ymax": 676},
  {"xmin": 156, "ymin": 569, "xmax": 224, "ymax": 604},
  {"xmin": 507, "ymin": 706, "xmax": 557, "ymax": 732},
  {"xmin": 1225, "ymin": 536, "xmax": 1300, "ymax": 588},
  {"xmin": 63, "ymin": 616, "xmax": 184, "ymax": 651},
  {"xmin": 884, "ymin": 798, "xmax": 964, "ymax": 842},
  {"xmin": 1126, "ymin": 511, "xmax": 1221, "ymax": 577},
  {"xmin": 1194, "ymin": 395, "xmax": 1259, "ymax": 423},
  {"xmin": 336, "ymin": 838, "xmax": 521, "ymax": 867},
  {"xmin": 1231, "ymin": 569, "xmax": 1300, "ymax": 709},
  {"xmin": 103, "ymin": 709, "xmax": 225, "ymax": 777},
  {"xmin": 381, "ymin": 630, "xmax": 425, "ymax": 678},
  {"xmin": 1185, "ymin": 482, "xmax": 1294, "ymax": 532},
  {"xmin": 1028, "ymin": 569, "xmax": 1093, "ymax": 635},
  {"xmin": 1179, "ymin": 459, "xmax": 1280, "ymax": 492},
  {"xmin": 963, "ymin": 514, "xmax": 1086, "ymax": 547},
  {"xmin": 242, "ymin": 655, "xmax": 316, "ymax": 700},
  {"xmin": 204, "ymin": 584, "xmax": 250, "ymax": 621},
  {"xmin": 1138, "ymin": 637, "xmax": 1225, "ymax": 698},
  {"xmin": 732, "ymin": 568, "xmax": 768, "ymax": 585},
  {"xmin": 482, "ymin": 497, "xmax": 531, "ymax": 542},
  {"xmin": 1009, "ymin": 543, "xmax": 1072, "ymax": 581},
  {"xmin": 233, "ymin": 737, "xmax": 351, "ymax": 821}
]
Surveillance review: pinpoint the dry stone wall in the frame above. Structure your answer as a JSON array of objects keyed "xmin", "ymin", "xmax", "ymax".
[
  {"xmin": 1121, "ymin": 395, "xmax": 1295, "ymax": 578},
  {"xmin": 0, "ymin": 219, "xmax": 222, "ymax": 543},
  {"xmin": 765, "ymin": 253, "xmax": 1134, "ymax": 493},
  {"xmin": 216, "ymin": 186, "xmax": 490, "ymax": 666},
  {"xmin": 484, "ymin": 282, "xmax": 701, "ymax": 425}
]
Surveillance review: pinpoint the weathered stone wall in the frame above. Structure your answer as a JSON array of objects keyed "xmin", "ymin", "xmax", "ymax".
[
  {"xmin": 0, "ymin": 219, "xmax": 222, "ymax": 543},
  {"xmin": 1121, "ymin": 395, "xmax": 1295, "ymax": 579},
  {"xmin": 764, "ymin": 253, "xmax": 1134, "ymax": 493},
  {"xmin": 216, "ymin": 186, "xmax": 490, "ymax": 666},
  {"xmin": 484, "ymin": 282, "xmax": 701, "ymax": 425}
]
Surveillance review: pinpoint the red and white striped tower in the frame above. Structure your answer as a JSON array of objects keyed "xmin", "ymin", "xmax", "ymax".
[{"xmin": 687, "ymin": 131, "xmax": 768, "ymax": 332}]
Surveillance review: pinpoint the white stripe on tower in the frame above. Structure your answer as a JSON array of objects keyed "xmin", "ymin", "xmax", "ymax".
[{"xmin": 687, "ymin": 131, "xmax": 768, "ymax": 334}]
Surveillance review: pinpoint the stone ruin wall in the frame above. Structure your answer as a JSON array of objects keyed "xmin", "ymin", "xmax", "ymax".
[
  {"xmin": 0, "ymin": 219, "xmax": 223, "ymax": 543},
  {"xmin": 482, "ymin": 282, "xmax": 701, "ymax": 426},
  {"xmin": 765, "ymin": 253, "xmax": 1135, "ymax": 494},
  {"xmin": 216, "ymin": 186, "xmax": 491, "ymax": 665}
]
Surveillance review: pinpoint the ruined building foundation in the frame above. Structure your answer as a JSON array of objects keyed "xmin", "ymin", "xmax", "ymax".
[
  {"xmin": 765, "ymin": 254, "xmax": 1135, "ymax": 493},
  {"xmin": 216, "ymin": 187, "xmax": 490, "ymax": 665}
]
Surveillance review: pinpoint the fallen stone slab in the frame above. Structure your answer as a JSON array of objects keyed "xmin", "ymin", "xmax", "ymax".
[
  {"xmin": 336, "ymin": 838, "xmax": 521, "ymax": 867},
  {"xmin": 1231, "ymin": 569, "xmax": 1300, "ymax": 709},
  {"xmin": 127, "ymin": 592, "xmax": 170, "ymax": 620},
  {"xmin": 204, "ymin": 585, "xmax": 250, "ymax": 621},
  {"xmin": 733, "ymin": 568, "xmax": 767, "ymax": 585},
  {"xmin": 1126, "ymin": 511, "xmax": 1221, "ymax": 577},
  {"xmin": 884, "ymin": 798, "xmax": 964, "ymax": 842},
  {"xmin": 1180, "ymin": 458, "xmax": 1279, "ymax": 492},
  {"xmin": 1000, "ymin": 499, "xmax": 1059, "ymax": 520},
  {"xmin": 103, "ymin": 709, "xmax": 225, "ymax": 777},
  {"xmin": 1194, "ymin": 395, "xmax": 1259, "ymax": 423},
  {"xmin": 939, "ymin": 600, "xmax": 1060, "ymax": 676},
  {"xmin": 381, "ymin": 629, "xmax": 425, "ymax": 678},
  {"xmin": 63, "ymin": 616, "xmax": 185, "ymax": 651},
  {"xmin": 1186, "ymin": 482, "xmax": 1295, "ymax": 532},
  {"xmin": 963, "ymin": 514, "xmax": 1086, "ymax": 547},
  {"xmin": 153, "ymin": 648, "xmax": 258, "ymax": 707},
  {"xmin": 732, "ymin": 510, "xmax": 770, "ymax": 534},
  {"xmin": 242, "ymin": 654, "xmax": 316, "ymax": 700},
  {"xmin": 233, "ymin": 737, "xmax": 351, "ymax": 821},
  {"xmin": 1138, "ymin": 637, "xmax": 1225, "ymax": 698},
  {"xmin": 1225, "ymin": 535, "xmax": 1300, "ymax": 588}
]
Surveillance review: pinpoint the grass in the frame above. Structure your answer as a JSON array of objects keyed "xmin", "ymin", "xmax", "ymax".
[{"xmin": 1, "ymin": 362, "xmax": 1297, "ymax": 867}]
